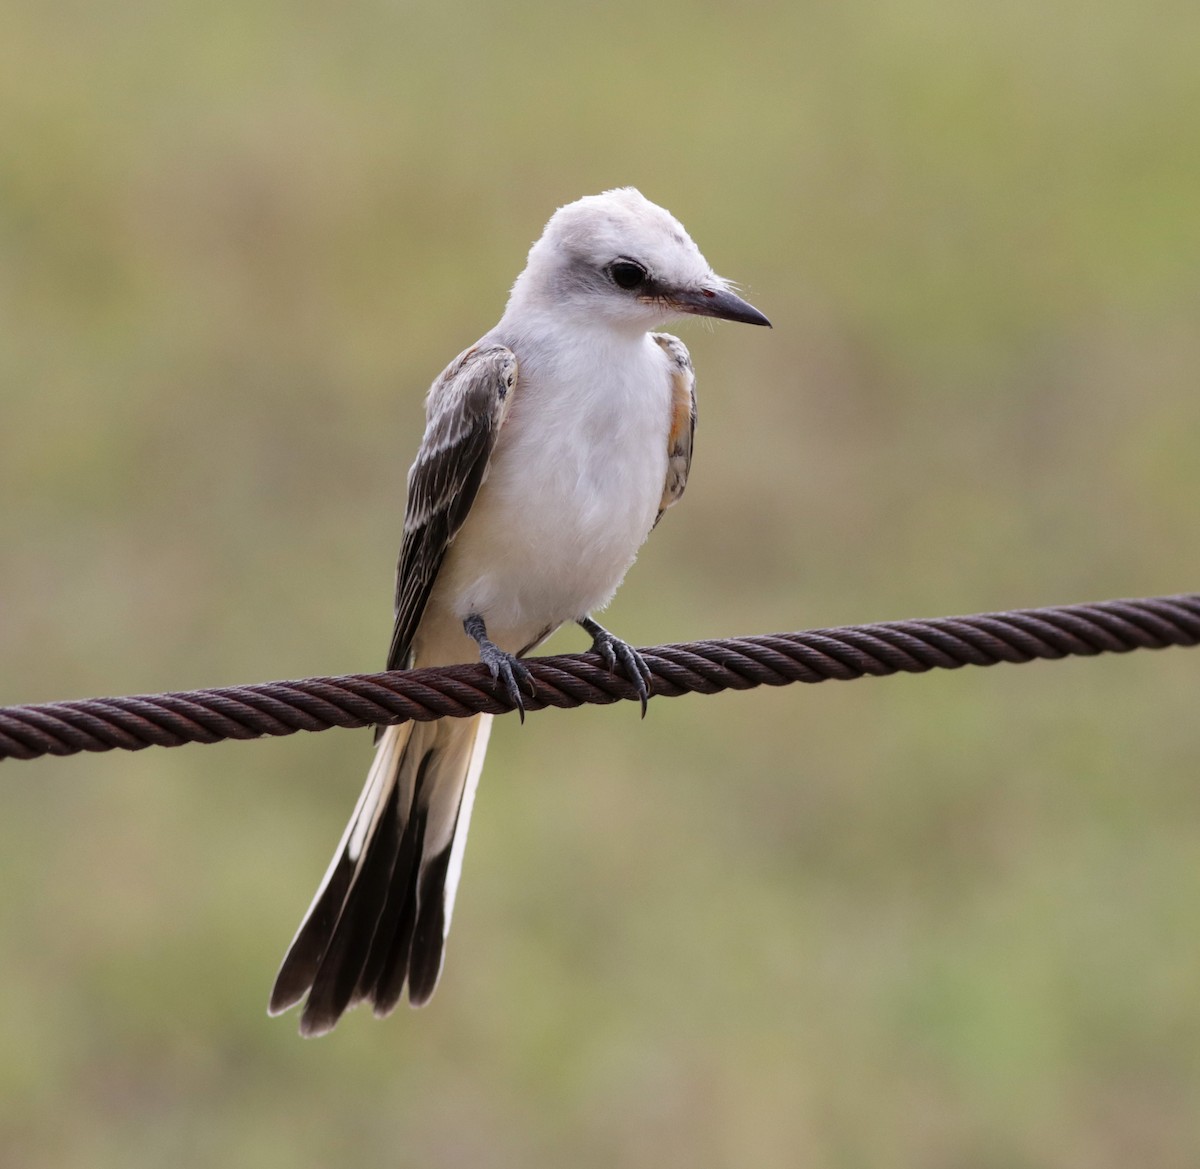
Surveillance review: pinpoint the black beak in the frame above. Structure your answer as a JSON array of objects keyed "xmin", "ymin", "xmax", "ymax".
[{"xmin": 668, "ymin": 285, "xmax": 772, "ymax": 327}]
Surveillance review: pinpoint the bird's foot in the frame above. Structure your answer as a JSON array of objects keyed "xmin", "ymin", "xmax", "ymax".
[
  {"xmin": 578, "ymin": 617, "xmax": 652, "ymax": 718},
  {"xmin": 464, "ymin": 615, "xmax": 536, "ymax": 722}
]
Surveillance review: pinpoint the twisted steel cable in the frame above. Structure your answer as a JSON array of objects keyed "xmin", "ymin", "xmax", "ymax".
[{"xmin": 1, "ymin": 593, "xmax": 1196, "ymax": 764}]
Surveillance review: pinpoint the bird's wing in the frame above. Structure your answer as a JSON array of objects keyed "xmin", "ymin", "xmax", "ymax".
[
  {"xmin": 652, "ymin": 332, "xmax": 696, "ymax": 524},
  {"xmin": 386, "ymin": 344, "xmax": 518, "ymax": 671}
]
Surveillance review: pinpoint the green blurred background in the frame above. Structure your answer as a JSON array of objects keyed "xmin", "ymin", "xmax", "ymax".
[{"xmin": 3, "ymin": 0, "xmax": 1199, "ymax": 1164}]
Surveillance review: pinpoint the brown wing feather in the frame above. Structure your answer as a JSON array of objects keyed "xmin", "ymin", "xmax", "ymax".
[
  {"xmin": 652, "ymin": 332, "xmax": 696, "ymax": 526},
  {"xmin": 386, "ymin": 344, "xmax": 518, "ymax": 671}
]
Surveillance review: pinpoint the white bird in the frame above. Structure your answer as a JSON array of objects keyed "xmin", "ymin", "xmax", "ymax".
[{"xmin": 269, "ymin": 187, "xmax": 770, "ymax": 1036}]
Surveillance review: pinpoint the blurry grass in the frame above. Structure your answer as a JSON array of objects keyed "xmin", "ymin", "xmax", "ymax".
[{"xmin": 2, "ymin": 0, "xmax": 1199, "ymax": 1165}]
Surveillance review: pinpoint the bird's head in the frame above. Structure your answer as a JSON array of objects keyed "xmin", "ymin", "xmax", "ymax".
[{"xmin": 508, "ymin": 188, "xmax": 770, "ymax": 333}]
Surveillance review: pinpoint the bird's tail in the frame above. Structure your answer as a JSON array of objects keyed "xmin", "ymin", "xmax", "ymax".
[{"xmin": 268, "ymin": 713, "xmax": 492, "ymax": 1036}]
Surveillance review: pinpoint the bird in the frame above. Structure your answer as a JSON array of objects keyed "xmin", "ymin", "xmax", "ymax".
[{"xmin": 268, "ymin": 187, "xmax": 770, "ymax": 1036}]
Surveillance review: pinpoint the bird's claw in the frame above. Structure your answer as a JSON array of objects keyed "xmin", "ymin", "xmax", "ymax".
[
  {"xmin": 478, "ymin": 641, "xmax": 536, "ymax": 722},
  {"xmin": 465, "ymin": 613, "xmax": 536, "ymax": 722},
  {"xmin": 587, "ymin": 625, "xmax": 652, "ymax": 718}
]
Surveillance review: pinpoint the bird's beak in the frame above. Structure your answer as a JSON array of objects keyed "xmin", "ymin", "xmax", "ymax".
[{"xmin": 667, "ymin": 285, "xmax": 772, "ymax": 327}]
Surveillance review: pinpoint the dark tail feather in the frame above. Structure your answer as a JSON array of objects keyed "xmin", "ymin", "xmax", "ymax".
[
  {"xmin": 355, "ymin": 755, "xmax": 435, "ymax": 1011},
  {"xmin": 298, "ymin": 774, "xmax": 410, "ymax": 1036},
  {"xmin": 362, "ymin": 811, "xmax": 429, "ymax": 1016},
  {"xmin": 269, "ymin": 716, "xmax": 489, "ymax": 1036},
  {"xmin": 407, "ymin": 846, "xmax": 455, "ymax": 1005},
  {"xmin": 268, "ymin": 849, "xmax": 358, "ymax": 1016}
]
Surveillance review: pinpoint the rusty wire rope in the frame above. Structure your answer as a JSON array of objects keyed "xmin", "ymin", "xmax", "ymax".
[{"xmin": 1, "ymin": 593, "xmax": 1197, "ymax": 764}]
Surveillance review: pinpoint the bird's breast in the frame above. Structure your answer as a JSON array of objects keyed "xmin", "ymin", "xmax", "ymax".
[{"xmin": 432, "ymin": 336, "xmax": 673, "ymax": 648}]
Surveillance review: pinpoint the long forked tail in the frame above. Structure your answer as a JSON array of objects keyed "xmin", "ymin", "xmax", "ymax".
[{"xmin": 269, "ymin": 714, "xmax": 492, "ymax": 1036}]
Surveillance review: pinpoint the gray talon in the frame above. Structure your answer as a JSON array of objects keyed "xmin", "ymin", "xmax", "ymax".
[
  {"xmin": 597, "ymin": 639, "xmax": 617, "ymax": 672},
  {"xmin": 465, "ymin": 614, "xmax": 536, "ymax": 722},
  {"xmin": 578, "ymin": 617, "xmax": 652, "ymax": 718}
]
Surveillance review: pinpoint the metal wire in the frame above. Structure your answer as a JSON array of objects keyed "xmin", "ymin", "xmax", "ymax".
[{"xmin": 1, "ymin": 593, "xmax": 1196, "ymax": 763}]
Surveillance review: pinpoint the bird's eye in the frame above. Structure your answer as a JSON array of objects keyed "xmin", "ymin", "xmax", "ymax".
[{"xmin": 609, "ymin": 260, "xmax": 648, "ymax": 290}]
